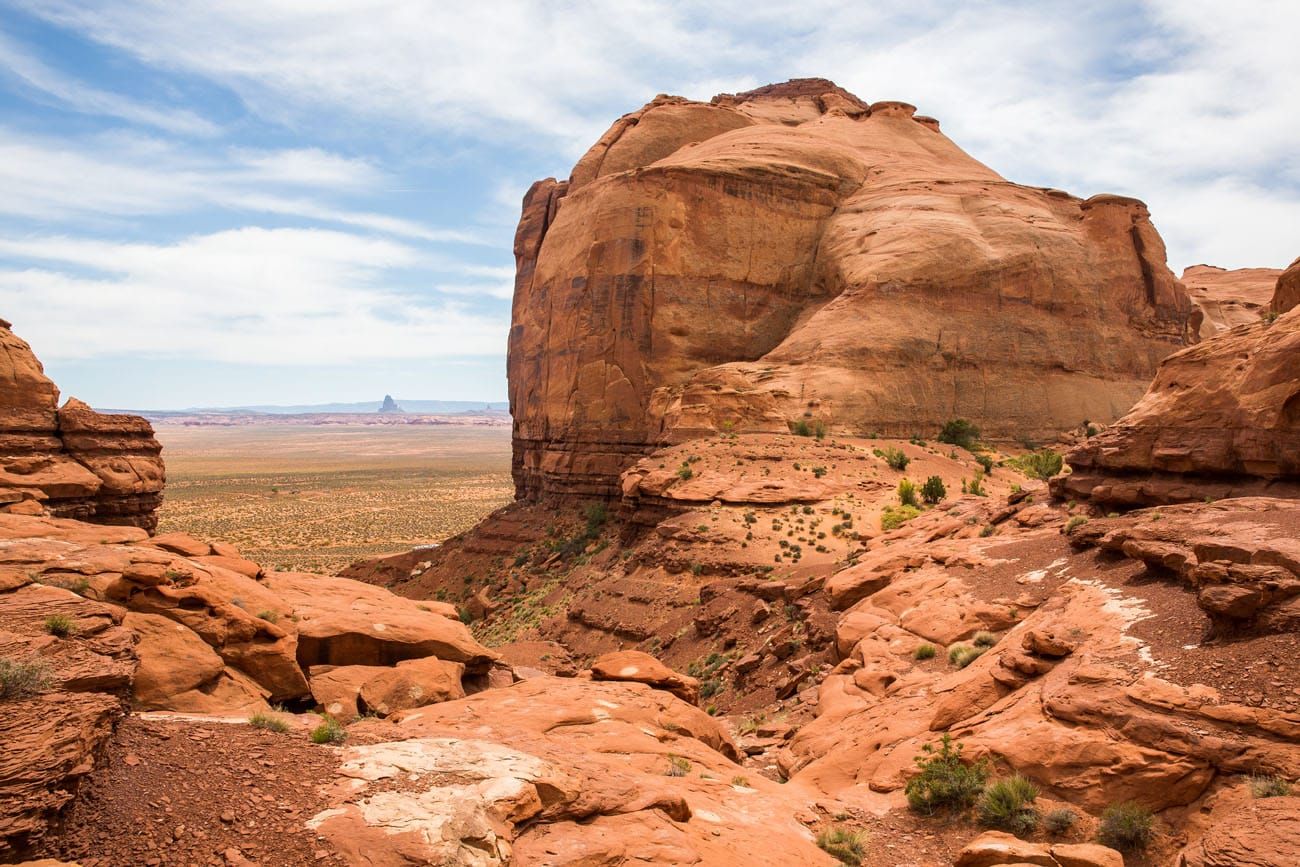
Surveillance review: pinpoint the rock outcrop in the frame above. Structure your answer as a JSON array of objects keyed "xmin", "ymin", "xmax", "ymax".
[
  {"xmin": 0, "ymin": 322, "xmax": 164, "ymax": 531},
  {"xmin": 1056, "ymin": 301, "xmax": 1300, "ymax": 508},
  {"xmin": 1183, "ymin": 264, "xmax": 1282, "ymax": 339},
  {"xmin": 1274, "ymin": 256, "xmax": 1300, "ymax": 316},
  {"xmin": 509, "ymin": 78, "xmax": 1192, "ymax": 500}
]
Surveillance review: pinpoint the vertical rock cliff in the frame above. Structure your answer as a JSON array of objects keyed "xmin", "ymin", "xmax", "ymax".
[{"xmin": 508, "ymin": 79, "xmax": 1192, "ymax": 501}]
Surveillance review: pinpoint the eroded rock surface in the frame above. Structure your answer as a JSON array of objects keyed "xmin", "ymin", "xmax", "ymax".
[{"xmin": 1183, "ymin": 264, "xmax": 1282, "ymax": 339}]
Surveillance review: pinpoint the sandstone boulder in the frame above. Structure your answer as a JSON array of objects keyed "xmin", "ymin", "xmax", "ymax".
[
  {"xmin": 1177, "ymin": 795, "xmax": 1300, "ymax": 866},
  {"xmin": 589, "ymin": 649, "xmax": 700, "ymax": 704}
]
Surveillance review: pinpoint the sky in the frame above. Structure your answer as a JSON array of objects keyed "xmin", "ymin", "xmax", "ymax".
[{"xmin": 0, "ymin": 1, "xmax": 1297, "ymax": 410}]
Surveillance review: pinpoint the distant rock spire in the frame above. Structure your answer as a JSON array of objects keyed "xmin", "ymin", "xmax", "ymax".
[{"xmin": 378, "ymin": 394, "xmax": 404, "ymax": 413}]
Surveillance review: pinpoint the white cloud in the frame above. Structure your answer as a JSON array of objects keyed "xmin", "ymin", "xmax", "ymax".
[
  {"xmin": 0, "ymin": 228, "xmax": 505, "ymax": 363},
  {"xmin": 0, "ymin": 28, "xmax": 219, "ymax": 136}
]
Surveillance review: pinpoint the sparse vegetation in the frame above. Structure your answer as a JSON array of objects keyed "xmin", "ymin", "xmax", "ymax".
[
  {"xmin": 947, "ymin": 644, "xmax": 986, "ymax": 668},
  {"xmin": 971, "ymin": 631, "xmax": 998, "ymax": 648},
  {"xmin": 43, "ymin": 614, "xmax": 78, "ymax": 638},
  {"xmin": 0, "ymin": 657, "xmax": 51, "ymax": 698},
  {"xmin": 880, "ymin": 504, "xmax": 921, "ymax": 531},
  {"xmin": 1044, "ymin": 807, "xmax": 1078, "ymax": 835},
  {"xmin": 310, "ymin": 715, "xmax": 347, "ymax": 745},
  {"xmin": 1009, "ymin": 448, "xmax": 1065, "ymax": 481},
  {"xmin": 666, "ymin": 754, "xmax": 691, "ymax": 777},
  {"xmin": 921, "ymin": 476, "xmax": 946, "ymax": 504},
  {"xmin": 875, "ymin": 447, "xmax": 910, "ymax": 471},
  {"xmin": 815, "ymin": 827, "xmax": 868, "ymax": 865},
  {"xmin": 731, "ymin": 775, "xmax": 750, "ymax": 787},
  {"xmin": 676, "ymin": 462, "xmax": 694, "ymax": 481},
  {"xmin": 963, "ymin": 469, "xmax": 988, "ymax": 497},
  {"xmin": 249, "ymin": 711, "xmax": 290, "ymax": 733},
  {"xmin": 1097, "ymin": 802, "xmax": 1154, "ymax": 851},
  {"xmin": 977, "ymin": 775, "xmax": 1040, "ymax": 835},
  {"xmin": 1065, "ymin": 515, "xmax": 1088, "ymax": 535},
  {"xmin": 913, "ymin": 643, "xmax": 937, "ymax": 660},
  {"xmin": 1250, "ymin": 774, "xmax": 1293, "ymax": 798},
  {"xmin": 897, "ymin": 478, "xmax": 919, "ymax": 508},
  {"xmin": 256, "ymin": 609, "xmax": 280, "ymax": 623},
  {"xmin": 905, "ymin": 734, "xmax": 989, "ymax": 815},
  {"xmin": 938, "ymin": 419, "xmax": 980, "ymax": 449},
  {"xmin": 975, "ymin": 453, "xmax": 995, "ymax": 474}
]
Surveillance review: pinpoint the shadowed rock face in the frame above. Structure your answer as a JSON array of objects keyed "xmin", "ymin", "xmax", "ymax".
[
  {"xmin": 509, "ymin": 78, "xmax": 1192, "ymax": 501},
  {"xmin": 0, "ymin": 321, "xmax": 164, "ymax": 531}
]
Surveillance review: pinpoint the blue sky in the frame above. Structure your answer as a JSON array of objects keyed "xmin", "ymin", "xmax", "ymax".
[{"xmin": 1, "ymin": 1, "xmax": 1296, "ymax": 410}]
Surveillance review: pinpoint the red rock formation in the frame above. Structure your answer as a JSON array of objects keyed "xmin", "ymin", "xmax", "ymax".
[
  {"xmin": 0, "ymin": 321, "xmax": 164, "ymax": 531},
  {"xmin": 1182, "ymin": 264, "xmax": 1281, "ymax": 338},
  {"xmin": 1274, "ymin": 256, "xmax": 1300, "ymax": 315},
  {"xmin": 509, "ymin": 78, "xmax": 1193, "ymax": 500},
  {"xmin": 1056, "ymin": 302, "xmax": 1300, "ymax": 507}
]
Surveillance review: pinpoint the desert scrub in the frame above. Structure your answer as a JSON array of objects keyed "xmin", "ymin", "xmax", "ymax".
[
  {"xmin": 43, "ymin": 614, "xmax": 78, "ymax": 638},
  {"xmin": 675, "ymin": 462, "xmax": 694, "ymax": 481},
  {"xmin": 897, "ymin": 478, "xmax": 919, "ymax": 507},
  {"xmin": 0, "ymin": 657, "xmax": 51, "ymax": 699},
  {"xmin": 256, "ymin": 609, "xmax": 280, "ymax": 623},
  {"xmin": 938, "ymin": 419, "xmax": 980, "ymax": 449},
  {"xmin": 874, "ymin": 447, "xmax": 910, "ymax": 471},
  {"xmin": 947, "ymin": 644, "xmax": 986, "ymax": 668},
  {"xmin": 977, "ymin": 775, "xmax": 1040, "ymax": 834},
  {"xmin": 310, "ymin": 715, "xmax": 347, "ymax": 745},
  {"xmin": 1097, "ymin": 802, "xmax": 1154, "ymax": 851},
  {"xmin": 666, "ymin": 754, "xmax": 691, "ymax": 777},
  {"xmin": 248, "ymin": 711, "xmax": 290, "ymax": 734},
  {"xmin": 975, "ymin": 453, "xmax": 995, "ymax": 474},
  {"xmin": 963, "ymin": 469, "xmax": 988, "ymax": 497},
  {"xmin": 1044, "ymin": 808, "xmax": 1077, "ymax": 835},
  {"xmin": 905, "ymin": 734, "xmax": 989, "ymax": 815},
  {"xmin": 815, "ymin": 827, "xmax": 867, "ymax": 865},
  {"xmin": 731, "ymin": 776, "xmax": 750, "ymax": 788},
  {"xmin": 913, "ymin": 643, "xmax": 937, "ymax": 660},
  {"xmin": 971, "ymin": 631, "xmax": 998, "ymax": 648},
  {"xmin": 921, "ymin": 476, "xmax": 946, "ymax": 504},
  {"xmin": 1064, "ymin": 515, "xmax": 1088, "ymax": 535},
  {"xmin": 1008, "ymin": 448, "xmax": 1064, "ymax": 481},
  {"xmin": 880, "ymin": 504, "xmax": 920, "ymax": 531},
  {"xmin": 1250, "ymin": 774, "xmax": 1292, "ymax": 797}
]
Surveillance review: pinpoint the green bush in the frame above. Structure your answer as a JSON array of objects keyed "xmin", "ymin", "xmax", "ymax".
[
  {"xmin": 948, "ymin": 644, "xmax": 986, "ymax": 668},
  {"xmin": 43, "ymin": 614, "xmax": 78, "ymax": 638},
  {"xmin": 913, "ymin": 643, "xmax": 937, "ymax": 660},
  {"xmin": 880, "ymin": 504, "xmax": 920, "ymax": 531},
  {"xmin": 921, "ymin": 476, "xmax": 946, "ymax": 504},
  {"xmin": 1064, "ymin": 515, "xmax": 1088, "ymax": 535},
  {"xmin": 310, "ymin": 715, "xmax": 347, "ymax": 745},
  {"xmin": 971, "ymin": 631, "xmax": 998, "ymax": 648},
  {"xmin": 666, "ymin": 754, "xmax": 691, "ymax": 777},
  {"xmin": 815, "ymin": 827, "xmax": 868, "ymax": 865},
  {"xmin": 256, "ymin": 609, "xmax": 279, "ymax": 623},
  {"xmin": 905, "ymin": 734, "xmax": 989, "ymax": 815},
  {"xmin": 1044, "ymin": 808, "xmax": 1077, "ymax": 835},
  {"xmin": 676, "ymin": 463, "xmax": 694, "ymax": 481},
  {"xmin": 249, "ymin": 711, "xmax": 290, "ymax": 734},
  {"xmin": 0, "ymin": 657, "xmax": 51, "ymax": 698},
  {"xmin": 975, "ymin": 453, "xmax": 995, "ymax": 474},
  {"xmin": 1097, "ymin": 802, "xmax": 1154, "ymax": 851},
  {"xmin": 977, "ymin": 775, "xmax": 1040, "ymax": 834},
  {"xmin": 898, "ymin": 478, "xmax": 919, "ymax": 507},
  {"xmin": 1250, "ymin": 774, "xmax": 1292, "ymax": 798},
  {"xmin": 1009, "ymin": 449, "xmax": 1065, "ymax": 481},
  {"xmin": 875, "ymin": 447, "xmax": 910, "ymax": 471},
  {"xmin": 938, "ymin": 419, "xmax": 980, "ymax": 449}
]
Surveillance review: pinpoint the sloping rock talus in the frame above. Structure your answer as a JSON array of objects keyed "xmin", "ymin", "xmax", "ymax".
[
  {"xmin": 1056, "ymin": 299, "xmax": 1300, "ymax": 508},
  {"xmin": 509, "ymin": 78, "xmax": 1192, "ymax": 500},
  {"xmin": 0, "ymin": 321, "xmax": 163, "ymax": 531}
]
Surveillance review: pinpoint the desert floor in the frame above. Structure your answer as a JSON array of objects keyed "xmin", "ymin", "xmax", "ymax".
[{"xmin": 153, "ymin": 423, "xmax": 513, "ymax": 573}]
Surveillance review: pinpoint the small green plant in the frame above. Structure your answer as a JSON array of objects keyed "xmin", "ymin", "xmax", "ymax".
[
  {"xmin": 1250, "ymin": 774, "xmax": 1292, "ymax": 798},
  {"xmin": 921, "ymin": 476, "xmax": 946, "ymax": 504},
  {"xmin": 0, "ymin": 657, "xmax": 51, "ymax": 698},
  {"xmin": 256, "ymin": 609, "xmax": 280, "ymax": 623},
  {"xmin": 731, "ymin": 775, "xmax": 750, "ymax": 787},
  {"xmin": 310, "ymin": 715, "xmax": 347, "ymax": 745},
  {"xmin": 975, "ymin": 453, "xmax": 995, "ymax": 474},
  {"xmin": 1064, "ymin": 515, "xmax": 1088, "ymax": 535},
  {"xmin": 1044, "ymin": 807, "xmax": 1077, "ymax": 835},
  {"xmin": 812, "ymin": 465, "xmax": 827, "ymax": 478},
  {"xmin": 938, "ymin": 419, "xmax": 980, "ymax": 449},
  {"xmin": 666, "ymin": 754, "xmax": 691, "ymax": 777},
  {"xmin": 977, "ymin": 775, "xmax": 1040, "ymax": 834},
  {"xmin": 905, "ymin": 734, "xmax": 989, "ymax": 815},
  {"xmin": 897, "ymin": 478, "xmax": 919, "ymax": 508},
  {"xmin": 1009, "ymin": 449, "xmax": 1065, "ymax": 481},
  {"xmin": 815, "ymin": 827, "xmax": 868, "ymax": 865},
  {"xmin": 964, "ymin": 468, "xmax": 988, "ymax": 497},
  {"xmin": 972, "ymin": 631, "xmax": 998, "ymax": 648},
  {"xmin": 249, "ymin": 711, "xmax": 290, "ymax": 734},
  {"xmin": 43, "ymin": 614, "xmax": 78, "ymax": 638},
  {"xmin": 947, "ymin": 644, "xmax": 986, "ymax": 668},
  {"xmin": 876, "ymin": 447, "xmax": 910, "ymax": 471},
  {"xmin": 880, "ymin": 504, "xmax": 920, "ymax": 531},
  {"xmin": 913, "ymin": 643, "xmax": 937, "ymax": 660},
  {"xmin": 1097, "ymin": 802, "xmax": 1154, "ymax": 851},
  {"xmin": 676, "ymin": 462, "xmax": 694, "ymax": 481}
]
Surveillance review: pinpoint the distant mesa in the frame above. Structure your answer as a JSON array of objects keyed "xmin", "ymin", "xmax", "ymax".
[{"xmin": 378, "ymin": 394, "xmax": 405, "ymax": 414}]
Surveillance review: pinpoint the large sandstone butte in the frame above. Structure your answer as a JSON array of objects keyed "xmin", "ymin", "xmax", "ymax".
[
  {"xmin": 509, "ymin": 78, "xmax": 1193, "ymax": 500},
  {"xmin": 0, "ymin": 321, "xmax": 164, "ymax": 531}
]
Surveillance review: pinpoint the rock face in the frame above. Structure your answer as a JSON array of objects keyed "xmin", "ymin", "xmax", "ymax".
[
  {"xmin": 0, "ymin": 322, "xmax": 164, "ymax": 531},
  {"xmin": 1056, "ymin": 303, "xmax": 1300, "ymax": 508},
  {"xmin": 509, "ymin": 78, "xmax": 1192, "ymax": 500},
  {"xmin": 1182, "ymin": 264, "xmax": 1282, "ymax": 339},
  {"xmin": 1274, "ymin": 256, "xmax": 1300, "ymax": 316},
  {"xmin": 377, "ymin": 393, "xmax": 403, "ymax": 413}
]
